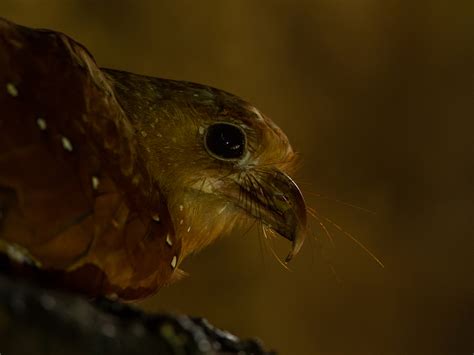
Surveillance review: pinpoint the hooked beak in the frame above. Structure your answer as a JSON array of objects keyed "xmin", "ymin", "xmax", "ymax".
[{"xmin": 236, "ymin": 169, "xmax": 307, "ymax": 262}]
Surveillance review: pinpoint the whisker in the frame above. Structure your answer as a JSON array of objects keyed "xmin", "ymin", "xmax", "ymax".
[
  {"xmin": 248, "ymin": 173, "xmax": 273, "ymax": 209},
  {"xmin": 247, "ymin": 175, "xmax": 263, "ymax": 218},
  {"xmin": 263, "ymin": 226, "xmax": 291, "ymax": 271},
  {"xmin": 257, "ymin": 221, "xmax": 267, "ymax": 267},
  {"xmin": 245, "ymin": 177, "xmax": 272, "ymax": 268},
  {"xmin": 240, "ymin": 175, "xmax": 265, "ymax": 238},
  {"xmin": 318, "ymin": 214, "xmax": 385, "ymax": 268},
  {"xmin": 241, "ymin": 217, "xmax": 259, "ymax": 239},
  {"xmin": 242, "ymin": 175, "xmax": 255, "ymax": 217},
  {"xmin": 297, "ymin": 186, "xmax": 376, "ymax": 215},
  {"xmin": 305, "ymin": 227, "xmax": 343, "ymax": 283},
  {"xmin": 328, "ymin": 262, "xmax": 343, "ymax": 283},
  {"xmin": 214, "ymin": 170, "xmax": 236, "ymax": 183},
  {"xmin": 307, "ymin": 206, "xmax": 335, "ymax": 247}
]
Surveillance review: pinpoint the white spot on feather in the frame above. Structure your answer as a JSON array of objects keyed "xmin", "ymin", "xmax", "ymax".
[
  {"xmin": 6, "ymin": 244, "xmax": 28, "ymax": 264},
  {"xmin": 152, "ymin": 214, "xmax": 160, "ymax": 222},
  {"xmin": 91, "ymin": 176, "xmax": 100, "ymax": 190},
  {"xmin": 217, "ymin": 204, "xmax": 228, "ymax": 215},
  {"xmin": 171, "ymin": 255, "xmax": 177, "ymax": 269},
  {"xmin": 36, "ymin": 118, "xmax": 47, "ymax": 130},
  {"xmin": 6, "ymin": 83, "xmax": 18, "ymax": 97},
  {"xmin": 166, "ymin": 234, "xmax": 173, "ymax": 246},
  {"xmin": 61, "ymin": 136, "xmax": 73, "ymax": 152}
]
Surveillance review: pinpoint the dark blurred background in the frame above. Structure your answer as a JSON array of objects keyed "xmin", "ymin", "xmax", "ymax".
[{"xmin": 1, "ymin": 1, "xmax": 472, "ymax": 354}]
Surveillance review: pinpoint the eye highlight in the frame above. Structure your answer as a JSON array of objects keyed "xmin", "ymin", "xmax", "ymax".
[{"xmin": 204, "ymin": 123, "xmax": 246, "ymax": 160}]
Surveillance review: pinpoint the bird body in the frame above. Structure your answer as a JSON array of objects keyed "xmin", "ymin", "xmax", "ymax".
[{"xmin": 0, "ymin": 18, "xmax": 307, "ymax": 300}]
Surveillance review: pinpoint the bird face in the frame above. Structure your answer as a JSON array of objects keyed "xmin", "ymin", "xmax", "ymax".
[{"xmin": 108, "ymin": 70, "xmax": 308, "ymax": 262}]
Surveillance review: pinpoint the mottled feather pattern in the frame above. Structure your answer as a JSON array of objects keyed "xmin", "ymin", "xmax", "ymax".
[{"xmin": 0, "ymin": 19, "xmax": 181, "ymax": 300}]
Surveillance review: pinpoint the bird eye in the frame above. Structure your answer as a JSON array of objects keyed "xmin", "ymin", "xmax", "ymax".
[{"xmin": 204, "ymin": 123, "xmax": 246, "ymax": 160}]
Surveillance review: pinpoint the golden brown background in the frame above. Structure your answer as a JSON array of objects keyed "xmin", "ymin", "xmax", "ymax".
[{"xmin": 1, "ymin": 1, "xmax": 472, "ymax": 354}]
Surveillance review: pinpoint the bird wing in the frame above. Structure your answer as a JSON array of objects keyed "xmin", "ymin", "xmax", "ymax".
[{"xmin": 0, "ymin": 18, "xmax": 181, "ymax": 300}]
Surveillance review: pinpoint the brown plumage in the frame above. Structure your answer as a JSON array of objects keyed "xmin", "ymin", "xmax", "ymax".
[{"xmin": 0, "ymin": 18, "xmax": 307, "ymax": 301}]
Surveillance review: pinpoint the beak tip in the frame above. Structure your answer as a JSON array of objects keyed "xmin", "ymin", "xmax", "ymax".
[{"xmin": 285, "ymin": 226, "xmax": 306, "ymax": 263}]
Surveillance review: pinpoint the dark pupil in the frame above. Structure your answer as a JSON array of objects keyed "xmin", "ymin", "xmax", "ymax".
[{"xmin": 205, "ymin": 123, "xmax": 245, "ymax": 160}]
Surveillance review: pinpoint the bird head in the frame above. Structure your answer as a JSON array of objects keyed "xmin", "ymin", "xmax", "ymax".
[{"xmin": 106, "ymin": 70, "xmax": 307, "ymax": 263}]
